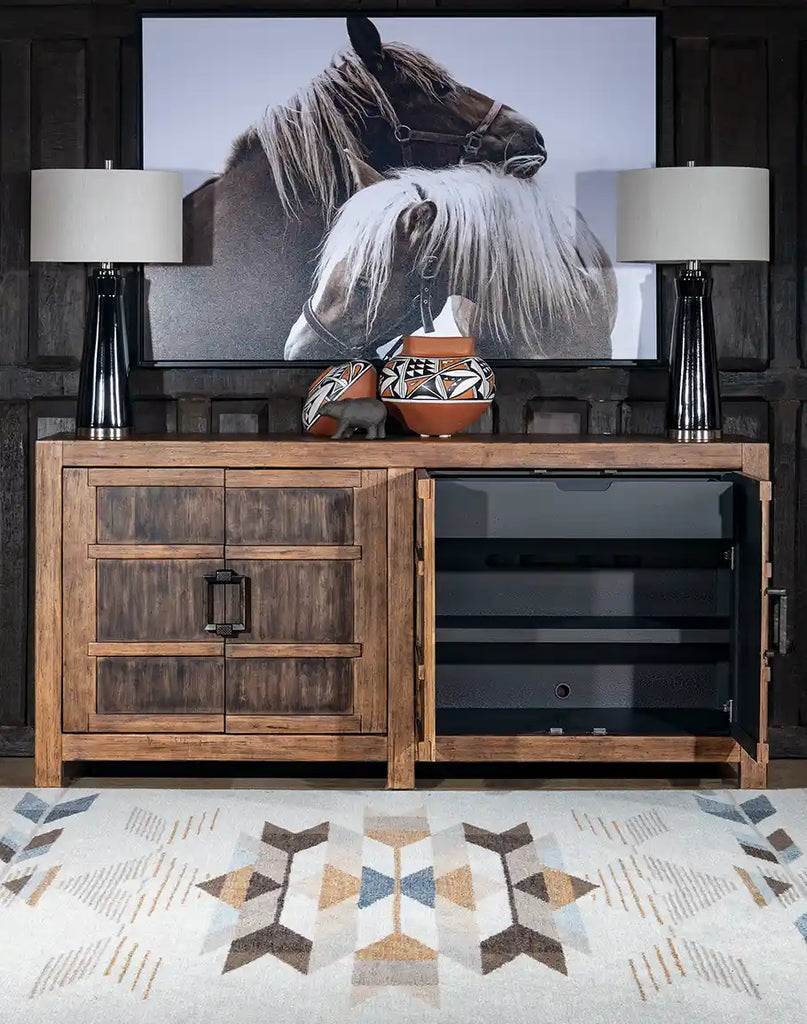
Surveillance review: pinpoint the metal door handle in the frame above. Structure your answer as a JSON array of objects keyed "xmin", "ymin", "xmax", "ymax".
[{"xmin": 204, "ymin": 569, "xmax": 250, "ymax": 637}]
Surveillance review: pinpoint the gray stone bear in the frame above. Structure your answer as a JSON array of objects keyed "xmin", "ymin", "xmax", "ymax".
[{"xmin": 320, "ymin": 398, "xmax": 387, "ymax": 440}]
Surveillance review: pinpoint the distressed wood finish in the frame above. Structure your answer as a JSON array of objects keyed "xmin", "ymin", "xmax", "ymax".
[
  {"xmin": 386, "ymin": 468, "xmax": 416, "ymax": 789},
  {"xmin": 61, "ymin": 468, "xmax": 96, "ymax": 732},
  {"xmin": 226, "ymin": 659, "xmax": 353, "ymax": 716},
  {"xmin": 739, "ymin": 747, "xmax": 768, "ymax": 788},
  {"xmin": 88, "ymin": 642, "xmax": 223, "ymax": 657},
  {"xmin": 88, "ymin": 469, "xmax": 223, "ymax": 487},
  {"xmin": 225, "ymin": 715, "xmax": 363, "ymax": 735},
  {"xmin": 95, "ymin": 657, "xmax": 224, "ymax": 716},
  {"xmin": 415, "ymin": 474, "xmax": 436, "ymax": 760},
  {"xmin": 353, "ymin": 470, "xmax": 388, "ymax": 734},
  {"xmin": 226, "ymin": 559, "xmax": 354, "ymax": 643},
  {"xmin": 434, "ymin": 736, "xmax": 742, "ymax": 763},
  {"xmin": 226, "ymin": 470, "xmax": 362, "ymax": 488},
  {"xmin": 224, "ymin": 545, "xmax": 361, "ymax": 560},
  {"xmin": 89, "ymin": 544, "xmax": 222, "ymax": 559},
  {"xmin": 89, "ymin": 714, "xmax": 224, "ymax": 733},
  {"xmin": 96, "ymin": 559, "xmax": 221, "ymax": 641},
  {"xmin": 97, "ymin": 485, "xmax": 224, "ymax": 544},
  {"xmin": 226, "ymin": 485, "xmax": 353, "ymax": 546},
  {"xmin": 225, "ymin": 644, "xmax": 361, "ymax": 659},
  {"xmin": 34, "ymin": 442, "xmax": 62, "ymax": 786},
  {"xmin": 62, "ymin": 733, "xmax": 388, "ymax": 762}
]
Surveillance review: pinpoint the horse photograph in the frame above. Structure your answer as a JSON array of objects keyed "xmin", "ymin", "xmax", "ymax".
[{"xmin": 141, "ymin": 14, "xmax": 656, "ymax": 362}]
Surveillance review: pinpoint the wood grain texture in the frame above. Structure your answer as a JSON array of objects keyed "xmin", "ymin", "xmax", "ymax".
[
  {"xmin": 0, "ymin": 403, "xmax": 28, "ymax": 725},
  {"xmin": 88, "ymin": 714, "xmax": 224, "ymax": 734},
  {"xmin": 226, "ymin": 659, "xmax": 353, "ymax": 715},
  {"xmin": 89, "ymin": 544, "xmax": 223, "ymax": 559},
  {"xmin": 225, "ymin": 715, "xmax": 362, "ymax": 734},
  {"xmin": 226, "ymin": 470, "xmax": 362, "ymax": 488},
  {"xmin": 96, "ymin": 657, "xmax": 224, "ymax": 715},
  {"xmin": 433, "ymin": 736, "xmax": 742, "ymax": 763},
  {"xmin": 226, "ymin": 486, "xmax": 353, "ymax": 545},
  {"xmin": 60, "ymin": 437, "xmax": 752, "ymax": 471},
  {"xmin": 226, "ymin": 559, "xmax": 353, "ymax": 643},
  {"xmin": 96, "ymin": 559, "xmax": 221, "ymax": 641},
  {"xmin": 34, "ymin": 441, "xmax": 62, "ymax": 787},
  {"xmin": 386, "ymin": 468, "xmax": 416, "ymax": 789},
  {"xmin": 88, "ymin": 469, "xmax": 224, "ymax": 487},
  {"xmin": 61, "ymin": 469, "xmax": 96, "ymax": 731},
  {"xmin": 353, "ymin": 470, "xmax": 388, "ymax": 734},
  {"xmin": 225, "ymin": 644, "xmax": 361, "ymax": 658},
  {"xmin": 742, "ymin": 443, "xmax": 771, "ymax": 480},
  {"xmin": 97, "ymin": 486, "xmax": 224, "ymax": 544},
  {"xmin": 89, "ymin": 642, "xmax": 223, "ymax": 657},
  {"xmin": 61, "ymin": 733, "xmax": 387, "ymax": 762},
  {"xmin": 739, "ymin": 747, "xmax": 768, "ymax": 788},
  {"xmin": 224, "ymin": 545, "xmax": 361, "ymax": 560},
  {"xmin": 759, "ymin": 481, "xmax": 772, "ymax": 745},
  {"xmin": 416, "ymin": 475, "xmax": 436, "ymax": 760}
]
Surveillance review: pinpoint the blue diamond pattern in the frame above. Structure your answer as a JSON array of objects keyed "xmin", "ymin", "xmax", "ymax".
[
  {"xmin": 358, "ymin": 867, "xmax": 395, "ymax": 909},
  {"xmin": 695, "ymin": 796, "xmax": 745, "ymax": 823},
  {"xmin": 796, "ymin": 913, "xmax": 807, "ymax": 941},
  {"xmin": 14, "ymin": 793, "xmax": 49, "ymax": 824},
  {"xmin": 44, "ymin": 793, "xmax": 99, "ymax": 822},
  {"xmin": 401, "ymin": 867, "xmax": 435, "ymax": 908},
  {"xmin": 740, "ymin": 795, "xmax": 776, "ymax": 824}
]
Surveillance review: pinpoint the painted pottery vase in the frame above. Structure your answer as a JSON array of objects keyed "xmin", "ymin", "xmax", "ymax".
[
  {"xmin": 378, "ymin": 337, "xmax": 495, "ymax": 437},
  {"xmin": 303, "ymin": 360, "xmax": 378, "ymax": 436}
]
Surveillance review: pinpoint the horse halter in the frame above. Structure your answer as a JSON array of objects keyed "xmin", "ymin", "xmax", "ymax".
[
  {"xmin": 387, "ymin": 99, "xmax": 505, "ymax": 167},
  {"xmin": 303, "ymin": 184, "xmax": 441, "ymax": 355}
]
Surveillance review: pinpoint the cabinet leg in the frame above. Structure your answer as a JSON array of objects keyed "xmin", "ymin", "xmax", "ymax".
[
  {"xmin": 738, "ymin": 748, "xmax": 767, "ymax": 789},
  {"xmin": 387, "ymin": 743, "xmax": 415, "ymax": 790},
  {"xmin": 34, "ymin": 756, "xmax": 64, "ymax": 789}
]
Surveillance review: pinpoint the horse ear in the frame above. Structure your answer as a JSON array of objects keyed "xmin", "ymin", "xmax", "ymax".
[
  {"xmin": 399, "ymin": 200, "xmax": 438, "ymax": 248},
  {"xmin": 347, "ymin": 16, "xmax": 384, "ymax": 73},
  {"xmin": 345, "ymin": 151, "xmax": 384, "ymax": 192}
]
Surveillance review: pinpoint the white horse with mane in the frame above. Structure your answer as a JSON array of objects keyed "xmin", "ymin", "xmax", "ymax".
[{"xmin": 285, "ymin": 154, "xmax": 618, "ymax": 360}]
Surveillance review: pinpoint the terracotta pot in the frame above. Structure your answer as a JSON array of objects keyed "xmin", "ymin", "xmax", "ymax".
[
  {"xmin": 302, "ymin": 361, "xmax": 377, "ymax": 436},
  {"xmin": 379, "ymin": 337, "xmax": 495, "ymax": 438}
]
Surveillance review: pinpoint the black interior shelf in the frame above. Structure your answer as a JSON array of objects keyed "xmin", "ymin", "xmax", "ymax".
[{"xmin": 436, "ymin": 615, "xmax": 730, "ymax": 645}]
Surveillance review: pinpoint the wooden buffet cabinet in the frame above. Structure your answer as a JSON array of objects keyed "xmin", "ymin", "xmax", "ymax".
[{"xmin": 35, "ymin": 435, "xmax": 774, "ymax": 790}]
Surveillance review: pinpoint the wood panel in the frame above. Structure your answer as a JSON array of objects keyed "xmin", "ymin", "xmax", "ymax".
[
  {"xmin": 225, "ymin": 560, "xmax": 353, "ymax": 643},
  {"xmin": 89, "ymin": 544, "xmax": 222, "ymax": 559},
  {"xmin": 62, "ymin": 468, "xmax": 96, "ymax": 731},
  {"xmin": 95, "ymin": 657, "xmax": 224, "ymax": 716},
  {"xmin": 0, "ymin": 404, "xmax": 28, "ymax": 725},
  {"xmin": 416, "ymin": 474, "xmax": 436, "ymax": 760},
  {"xmin": 89, "ymin": 714, "xmax": 223, "ymax": 733},
  {"xmin": 97, "ymin": 486, "xmax": 224, "ymax": 544},
  {"xmin": 34, "ymin": 442, "xmax": 62, "ymax": 786},
  {"xmin": 89, "ymin": 642, "xmax": 223, "ymax": 657},
  {"xmin": 96, "ymin": 559, "xmax": 221, "ymax": 641},
  {"xmin": 62, "ymin": 732, "xmax": 388, "ymax": 762},
  {"xmin": 226, "ymin": 486, "xmax": 353, "ymax": 545},
  {"xmin": 433, "ymin": 736, "xmax": 741, "ymax": 763},
  {"xmin": 226, "ymin": 470, "xmax": 362, "ymax": 488},
  {"xmin": 225, "ymin": 644, "xmax": 361, "ymax": 658},
  {"xmin": 226, "ymin": 659, "xmax": 353, "ymax": 715},
  {"xmin": 225, "ymin": 715, "xmax": 362, "ymax": 734},
  {"xmin": 352, "ymin": 470, "xmax": 388, "ymax": 734},
  {"xmin": 387, "ymin": 468, "xmax": 416, "ymax": 788},
  {"xmin": 89, "ymin": 469, "xmax": 223, "ymax": 487},
  {"xmin": 224, "ymin": 545, "xmax": 361, "ymax": 560}
]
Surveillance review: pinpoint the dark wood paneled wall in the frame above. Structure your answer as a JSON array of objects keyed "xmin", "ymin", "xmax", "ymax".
[{"xmin": 2, "ymin": 0, "xmax": 806, "ymax": 756}]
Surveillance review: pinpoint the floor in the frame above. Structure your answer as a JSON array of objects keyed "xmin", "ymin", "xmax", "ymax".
[{"xmin": 2, "ymin": 758, "xmax": 806, "ymax": 789}]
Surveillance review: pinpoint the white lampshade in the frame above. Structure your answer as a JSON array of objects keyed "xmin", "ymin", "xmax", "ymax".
[
  {"xmin": 617, "ymin": 166, "xmax": 770, "ymax": 264},
  {"xmin": 30, "ymin": 168, "xmax": 183, "ymax": 264}
]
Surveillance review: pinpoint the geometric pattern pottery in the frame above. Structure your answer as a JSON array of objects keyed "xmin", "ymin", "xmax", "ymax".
[
  {"xmin": 1, "ymin": 787, "xmax": 806, "ymax": 1022},
  {"xmin": 379, "ymin": 356, "xmax": 495, "ymax": 436},
  {"xmin": 302, "ymin": 360, "xmax": 377, "ymax": 435}
]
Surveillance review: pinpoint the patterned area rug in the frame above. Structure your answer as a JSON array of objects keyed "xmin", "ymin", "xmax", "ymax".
[{"xmin": 0, "ymin": 787, "xmax": 805, "ymax": 1022}]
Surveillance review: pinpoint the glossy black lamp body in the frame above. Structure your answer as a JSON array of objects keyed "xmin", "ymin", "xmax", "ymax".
[
  {"xmin": 76, "ymin": 266, "xmax": 131, "ymax": 439},
  {"xmin": 667, "ymin": 266, "xmax": 721, "ymax": 442}
]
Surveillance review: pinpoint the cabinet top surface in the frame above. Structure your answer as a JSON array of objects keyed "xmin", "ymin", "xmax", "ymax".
[{"xmin": 37, "ymin": 434, "xmax": 769, "ymax": 476}]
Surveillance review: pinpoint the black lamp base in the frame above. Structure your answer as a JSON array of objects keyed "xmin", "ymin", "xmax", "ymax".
[
  {"xmin": 666, "ymin": 266, "xmax": 722, "ymax": 443},
  {"xmin": 76, "ymin": 266, "xmax": 132, "ymax": 440}
]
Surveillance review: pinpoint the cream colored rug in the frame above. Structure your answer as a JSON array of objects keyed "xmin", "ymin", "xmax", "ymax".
[{"xmin": 0, "ymin": 787, "xmax": 805, "ymax": 1022}]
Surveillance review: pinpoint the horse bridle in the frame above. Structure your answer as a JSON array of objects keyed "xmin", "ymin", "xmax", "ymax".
[
  {"xmin": 388, "ymin": 99, "xmax": 505, "ymax": 167},
  {"xmin": 303, "ymin": 186, "xmax": 440, "ymax": 354}
]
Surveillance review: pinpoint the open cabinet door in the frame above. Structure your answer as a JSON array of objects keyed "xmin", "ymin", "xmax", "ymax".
[
  {"xmin": 416, "ymin": 472, "xmax": 436, "ymax": 760},
  {"xmin": 730, "ymin": 473, "xmax": 771, "ymax": 784}
]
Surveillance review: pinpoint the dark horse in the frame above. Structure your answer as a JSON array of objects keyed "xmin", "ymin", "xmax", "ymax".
[{"xmin": 144, "ymin": 16, "xmax": 547, "ymax": 361}]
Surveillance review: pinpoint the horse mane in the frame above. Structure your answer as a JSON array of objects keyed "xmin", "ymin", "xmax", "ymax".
[
  {"xmin": 314, "ymin": 163, "xmax": 614, "ymax": 351},
  {"xmin": 227, "ymin": 44, "xmax": 457, "ymax": 219}
]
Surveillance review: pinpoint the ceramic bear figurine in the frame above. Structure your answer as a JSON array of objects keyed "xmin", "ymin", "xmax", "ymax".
[{"xmin": 320, "ymin": 398, "xmax": 387, "ymax": 440}]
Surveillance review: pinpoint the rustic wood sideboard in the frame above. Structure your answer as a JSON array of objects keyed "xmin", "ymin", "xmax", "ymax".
[{"xmin": 35, "ymin": 435, "xmax": 772, "ymax": 789}]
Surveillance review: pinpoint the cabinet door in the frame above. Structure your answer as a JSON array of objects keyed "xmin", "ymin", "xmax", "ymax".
[
  {"xmin": 62, "ymin": 468, "xmax": 226, "ymax": 733},
  {"xmin": 415, "ymin": 472, "xmax": 436, "ymax": 759},
  {"xmin": 223, "ymin": 470, "xmax": 386, "ymax": 734}
]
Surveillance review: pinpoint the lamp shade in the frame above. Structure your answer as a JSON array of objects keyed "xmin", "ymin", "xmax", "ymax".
[
  {"xmin": 30, "ymin": 168, "xmax": 183, "ymax": 264},
  {"xmin": 617, "ymin": 166, "xmax": 770, "ymax": 263}
]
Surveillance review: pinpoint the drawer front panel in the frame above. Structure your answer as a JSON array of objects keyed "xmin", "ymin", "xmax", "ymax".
[
  {"xmin": 226, "ymin": 659, "xmax": 353, "ymax": 714},
  {"xmin": 96, "ymin": 657, "xmax": 224, "ymax": 714},
  {"xmin": 227, "ymin": 560, "xmax": 353, "ymax": 642},
  {"xmin": 227, "ymin": 487, "xmax": 353, "ymax": 546},
  {"xmin": 97, "ymin": 486, "xmax": 223, "ymax": 545},
  {"xmin": 96, "ymin": 560, "xmax": 220, "ymax": 641}
]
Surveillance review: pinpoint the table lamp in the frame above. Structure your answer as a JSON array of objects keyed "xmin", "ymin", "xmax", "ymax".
[
  {"xmin": 30, "ymin": 161, "xmax": 182, "ymax": 438},
  {"xmin": 617, "ymin": 163, "xmax": 769, "ymax": 441}
]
